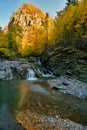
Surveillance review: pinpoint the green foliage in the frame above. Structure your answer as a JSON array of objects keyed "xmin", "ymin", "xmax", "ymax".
[
  {"xmin": 57, "ymin": 83, "xmax": 63, "ymax": 87},
  {"xmin": 1, "ymin": 1, "xmax": 87, "ymax": 57},
  {"xmin": 0, "ymin": 31, "xmax": 9, "ymax": 48},
  {"xmin": 0, "ymin": 48, "xmax": 16, "ymax": 58},
  {"xmin": 7, "ymin": 31, "xmax": 17, "ymax": 50}
]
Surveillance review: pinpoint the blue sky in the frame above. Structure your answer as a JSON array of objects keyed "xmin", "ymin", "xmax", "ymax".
[{"xmin": 0, "ymin": 0, "xmax": 66, "ymax": 27}]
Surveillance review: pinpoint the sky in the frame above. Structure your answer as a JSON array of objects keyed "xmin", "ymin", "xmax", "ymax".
[{"xmin": 0, "ymin": 0, "xmax": 66, "ymax": 28}]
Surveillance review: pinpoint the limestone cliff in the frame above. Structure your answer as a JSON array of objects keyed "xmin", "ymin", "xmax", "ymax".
[
  {"xmin": 8, "ymin": 2, "xmax": 53, "ymax": 55},
  {"xmin": 10, "ymin": 3, "xmax": 45, "ymax": 27}
]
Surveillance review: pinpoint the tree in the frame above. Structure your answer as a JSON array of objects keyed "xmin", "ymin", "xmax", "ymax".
[
  {"xmin": 66, "ymin": 0, "xmax": 71, "ymax": 6},
  {"xmin": 66, "ymin": 0, "xmax": 77, "ymax": 6},
  {"xmin": 0, "ymin": 31, "xmax": 9, "ymax": 48},
  {"xmin": 7, "ymin": 31, "xmax": 17, "ymax": 50}
]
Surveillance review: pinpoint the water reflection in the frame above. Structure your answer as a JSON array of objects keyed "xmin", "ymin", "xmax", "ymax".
[
  {"xmin": 0, "ymin": 81, "xmax": 26, "ymax": 130},
  {"xmin": 0, "ymin": 80, "xmax": 87, "ymax": 126},
  {"xmin": 17, "ymin": 82, "xmax": 29, "ymax": 109}
]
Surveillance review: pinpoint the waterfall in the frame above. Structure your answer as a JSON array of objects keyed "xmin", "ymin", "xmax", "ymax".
[{"xmin": 27, "ymin": 68, "xmax": 37, "ymax": 80}]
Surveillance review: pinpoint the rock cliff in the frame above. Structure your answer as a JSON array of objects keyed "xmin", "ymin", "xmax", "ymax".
[
  {"xmin": 8, "ymin": 2, "xmax": 53, "ymax": 55},
  {"xmin": 10, "ymin": 3, "xmax": 45, "ymax": 27}
]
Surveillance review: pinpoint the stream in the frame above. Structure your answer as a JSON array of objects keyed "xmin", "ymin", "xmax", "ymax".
[{"xmin": 0, "ymin": 79, "xmax": 87, "ymax": 129}]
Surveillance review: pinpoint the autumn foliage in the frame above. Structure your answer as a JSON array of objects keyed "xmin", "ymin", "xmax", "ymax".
[
  {"xmin": 53, "ymin": 0, "xmax": 87, "ymax": 50},
  {"xmin": 0, "ymin": 0, "xmax": 87, "ymax": 58}
]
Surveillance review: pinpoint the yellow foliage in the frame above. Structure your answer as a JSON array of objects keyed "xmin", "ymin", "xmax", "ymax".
[
  {"xmin": 0, "ymin": 32, "xmax": 9, "ymax": 48},
  {"xmin": 9, "ymin": 2, "xmax": 54, "ymax": 56}
]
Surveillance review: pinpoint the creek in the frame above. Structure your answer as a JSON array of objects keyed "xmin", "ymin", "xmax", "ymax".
[{"xmin": 0, "ymin": 75, "xmax": 87, "ymax": 130}]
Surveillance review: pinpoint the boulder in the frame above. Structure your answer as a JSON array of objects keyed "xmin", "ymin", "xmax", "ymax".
[{"xmin": 0, "ymin": 71, "xmax": 5, "ymax": 80}]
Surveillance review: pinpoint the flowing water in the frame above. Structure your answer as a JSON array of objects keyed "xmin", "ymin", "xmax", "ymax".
[
  {"xmin": 0, "ymin": 79, "xmax": 87, "ymax": 129},
  {"xmin": 27, "ymin": 68, "xmax": 37, "ymax": 80}
]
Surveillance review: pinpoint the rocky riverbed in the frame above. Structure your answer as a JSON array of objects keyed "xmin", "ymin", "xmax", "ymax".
[
  {"xmin": 0, "ymin": 58, "xmax": 45, "ymax": 80},
  {"xmin": 15, "ymin": 77, "xmax": 87, "ymax": 130},
  {"xmin": 17, "ymin": 110, "xmax": 87, "ymax": 130},
  {"xmin": 0, "ymin": 58, "xmax": 87, "ymax": 130},
  {"xmin": 48, "ymin": 76, "xmax": 87, "ymax": 98}
]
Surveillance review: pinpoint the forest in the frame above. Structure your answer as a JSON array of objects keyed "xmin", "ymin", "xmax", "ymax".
[{"xmin": 0, "ymin": 0, "xmax": 87, "ymax": 58}]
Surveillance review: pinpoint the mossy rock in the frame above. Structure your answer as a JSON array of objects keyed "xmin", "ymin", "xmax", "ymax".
[
  {"xmin": 41, "ymin": 47, "xmax": 87, "ymax": 81},
  {"xmin": 63, "ymin": 47, "xmax": 78, "ymax": 54}
]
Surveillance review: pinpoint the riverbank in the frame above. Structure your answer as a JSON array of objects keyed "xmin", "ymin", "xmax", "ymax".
[{"xmin": 48, "ymin": 76, "xmax": 87, "ymax": 98}]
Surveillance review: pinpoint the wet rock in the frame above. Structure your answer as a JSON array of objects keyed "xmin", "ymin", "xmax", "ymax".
[
  {"xmin": 0, "ymin": 71, "xmax": 5, "ymax": 80},
  {"xmin": 0, "ymin": 60, "xmax": 30, "ymax": 80},
  {"xmin": 62, "ymin": 81, "xmax": 70, "ymax": 86},
  {"xmin": 5, "ymin": 69, "xmax": 13, "ymax": 80},
  {"xmin": 30, "ymin": 85, "xmax": 49, "ymax": 95},
  {"xmin": 48, "ymin": 76, "xmax": 87, "ymax": 98}
]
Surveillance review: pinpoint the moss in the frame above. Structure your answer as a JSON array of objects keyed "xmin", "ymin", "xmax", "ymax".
[
  {"xmin": 63, "ymin": 47, "xmax": 78, "ymax": 54},
  {"xmin": 57, "ymin": 83, "xmax": 63, "ymax": 87}
]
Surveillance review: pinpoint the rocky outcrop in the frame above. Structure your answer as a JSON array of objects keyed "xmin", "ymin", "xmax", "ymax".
[
  {"xmin": 8, "ymin": 2, "xmax": 53, "ymax": 55},
  {"xmin": 0, "ymin": 57, "xmax": 51, "ymax": 80},
  {"xmin": 10, "ymin": 3, "xmax": 45, "ymax": 27},
  {"xmin": 0, "ymin": 60, "xmax": 29, "ymax": 80},
  {"xmin": 48, "ymin": 76, "xmax": 87, "ymax": 98},
  {"xmin": 41, "ymin": 47, "xmax": 87, "ymax": 82}
]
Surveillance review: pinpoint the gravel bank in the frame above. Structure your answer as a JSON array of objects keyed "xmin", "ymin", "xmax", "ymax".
[{"xmin": 17, "ymin": 110, "xmax": 87, "ymax": 130}]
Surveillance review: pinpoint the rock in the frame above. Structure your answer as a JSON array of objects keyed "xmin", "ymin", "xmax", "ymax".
[
  {"xmin": 52, "ymin": 86, "xmax": 67, "ymax": 90},
  {"xmin": 0, "ymin": 58, "xmax": 51, "ymax": 80},
  {"xmin": 28, "ymin": 56, "xmax": 37, "ymax": 62},
  {"xmin": 0, "ymin": 71, "xmax": 5, "ymax": 80},
  {"xmin": 0, "ymin": 61, "xmax": 10, "ymax": 71},
  {"xmin": 48, "ymin": 76, "xmax": 87, "ymax": 98},
  {"xmin": 5, "ymin": 69, "xmax": 13, "ymax": 80},
  {"xmin": 0, "ymin": 60, "xmax": 29, "ymax": 80},
  {"xmin": 30, "ymin": 85, "xmax": 49, "ymax": 95},
  {"xmin": 41, "ymin": 47, "xmax": 87, "ymax": 82},
  {"xmin": 62, "ymin": 81, "xmax": 70, "ymax": 86}
]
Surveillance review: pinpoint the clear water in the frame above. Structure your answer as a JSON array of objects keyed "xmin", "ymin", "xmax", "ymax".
[{"xmin": 0, "ymin": 79, "xmax": 87, "ymax": 128}]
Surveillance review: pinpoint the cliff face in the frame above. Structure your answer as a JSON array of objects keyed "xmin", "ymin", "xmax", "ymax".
[
  {"xmin": 8, "ymin": 3, "xmax": 53, "ymax": 55},
  {"xmin": 10, "ymin": 3, "xmax": 45, "ymax": 27}
]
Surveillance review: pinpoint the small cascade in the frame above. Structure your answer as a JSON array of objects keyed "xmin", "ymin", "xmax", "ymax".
[
  {"xmin": 27, "ymin": 68, "xmax": 37, "ymax": 80},
  {"xmin": 41, "ymin": 71, "xmax": 53, "ymax": 78},
  {"xmin": 38, "ymin": 68, "xmax": 54, "ymax": 78}
]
